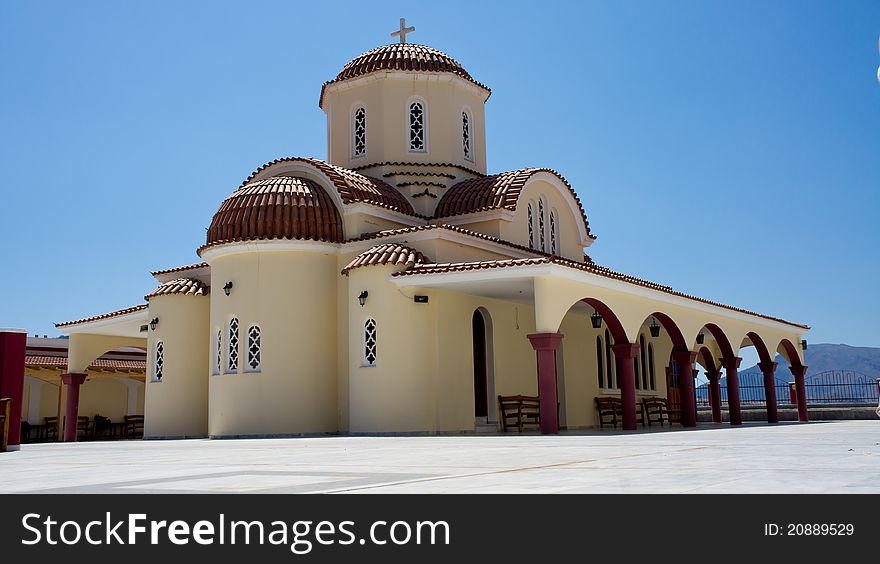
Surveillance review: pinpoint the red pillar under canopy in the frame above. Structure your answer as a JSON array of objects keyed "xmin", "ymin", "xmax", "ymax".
[
  {"xmin": 611, "ymin": 343, "xmax": 639, "ymax": 431},
  {"xmin": 789, "ymin": 364, "xmax": 809, "ymax": 422},
  {"xmin": 758, "ymin": 361, "xmax": 779, "ymax": 424},
  {"xmin": 0, "ymin": 329, "xmax": 27, "ymax": 450},
  {"xmin": 527, "ymin": 332, "xmax": 564, "ymax": 435},
  {"xmin": 720, "ymin": 356, "xmax": 742, "ymax": 426},
  {"xmin": 61, "ymin": 373, "xmax": 87, "ymax": 442},
  {"xmin": 672, "ymin": 350, "xmax": 698, "ymax": 428}
]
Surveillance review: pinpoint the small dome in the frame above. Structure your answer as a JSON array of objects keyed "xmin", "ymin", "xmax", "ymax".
[
  {"xmin": 320, "ymin": 44, "xmax": 490, "ymax": 106},
  {"xmin": 145, "ymin": 278, "xmax": 210, "ymax": 300},
  {"xmin": 206, "ymin": 176, "xmax": 343, "ymax": 246}
]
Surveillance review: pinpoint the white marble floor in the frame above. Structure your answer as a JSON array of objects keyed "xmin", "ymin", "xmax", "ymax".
[{"xmin": 1, "ymin": 420, "xmax": 877, "ymax": 494}]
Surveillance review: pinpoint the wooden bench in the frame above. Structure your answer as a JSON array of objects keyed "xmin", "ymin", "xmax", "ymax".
[
  {"xmin": 595, "ymin": 396, "xmax": 646, "ymax": 428},
  {"xmin": 44, "ymin": 416, "xmax": 58, "ymax": 442},
  {"xmin": 124, "ymin": 415, "xmax": 144, "ymax": 439},
  {"xmin": 498, "ymin": 395, "xmax": 540, "ymax": 433},
  {"xmin": 642, "ymin": 397, "xmax": 670, "ymax": 427},
  {"xmin": 1, "ymin": 398, "xmax": 11, "ymax": 452}
]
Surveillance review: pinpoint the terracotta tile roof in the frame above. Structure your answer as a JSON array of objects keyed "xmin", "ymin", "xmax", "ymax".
[
  {"xmin": 348, "ymin": 224, "xmax": 594, "ymax": 264},
  {"xmin": 145, "ymin": 277, "xmax": 210, "ymax": 300},
  {"xmin": 341, "ymin": 244, "xmax": 430, "ymax": 275},
  {"xmin": 320, "ymin": 44, "xmax": 491, "ymax": 107},
  {"xmin": 383, "ymin": 171, "xmax": 457, "ymax": 180},
  {"xmin": 351, "ymin": 160, "xmax": 485, "ymax": 178},
  {"xmin": 396, "ymin": 181, "xmax": 446, "ymax": 189},
  {"xmin": 240, "ymin": 157, "xmax": 418, "ymax": 217},
  {"xmin": 55, "ymin": 304, "xmax": 148, "ymax": 328},
  {"xmin": 25, "ymin": 355, "xmax": 147, "ymax": 371},
  {"xmin": 435, "ymin": 168, "xmax": 596, "ymax": 240},
  {"xmin": 392, "ymin": 257, "xmax": 809, "ymax": 330},
  {"xmin": 150, "ymin": 262, "xmax": 208, "ymax": 276}
]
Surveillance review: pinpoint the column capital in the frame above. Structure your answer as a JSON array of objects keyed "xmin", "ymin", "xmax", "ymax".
[
  {"xmin": 60, "ymin": 372, "xmax": 87, "ymax": 386},
  {"xmin": 672, "ymin": 350, "xmax": 698, "ymax": 365},
  {"xmin": 611, "ymin": 342, "xmax": 639, "ymax": 359},
  {"xmin": 757, "ymin": 361, "xmax": 778, "ymax": 374},
  {"xmin": 719, "ymin": 356, "xmax": 742, "ymax": 370},
  {"xmin": 789, "ymin": 364, "xmax": 808, "ymax": 378},
  {"xmin": 527, "ymin": 332, "xmax": 564, "ymax": 352}
]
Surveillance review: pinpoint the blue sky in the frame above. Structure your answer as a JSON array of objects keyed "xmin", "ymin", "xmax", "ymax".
[{"xmin": 1, "ymin": 1, "xmax": 878, "ymax": 358}]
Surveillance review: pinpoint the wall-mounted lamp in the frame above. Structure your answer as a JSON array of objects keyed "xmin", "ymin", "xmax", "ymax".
[
  {"xmin": 357, "ymin": 290, "xmax": 369, "ymax": 307},
  {"xmin": 649, "ymin": 317, "xmax": 661, "ymax": 338},
  {"xmin": 590, "ymin": 311, "xmax": 603, "ymax": 329},
  {"xmin": 696, "ymin": 332, "xmax": 705, "ymax": 344},
  {"xmin": 149, "ymin": 317, "xmax": 159, "ymax": 331},
  {"xmin": 801, "ymin": 339, "xmax": 808, "ymax": 351},
  {"xmin": 414, "ymin": 295, "xmax": 429, "ymax": 303},
  {"xmin": 223, "ymin": 281, "xmax": 233, "ymax": 296},
  {"xmin": 139, "ymin": 324, "xmax": 148, "ymax": 333}
]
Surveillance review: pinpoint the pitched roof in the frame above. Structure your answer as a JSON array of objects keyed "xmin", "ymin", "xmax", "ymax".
[
  {"xmin": 25, "ymin": 355, "xmax": 146, "ymax": 371},
  {"xmin": 55, "ymin": 304, "xmax": 148, "ymax": 328},
  {"xmin": 145, "ymin": 278, "xmax": 210, "ymax": 300},
  {"xmin": 341, "ymin": 244, "xmax": 429, "ymax": 275},
  {"xmin": 434, "ymin": 168, "xmax": 595, "ymax": 239},
  {"xmin": 392, "ymin": 257, "xmax": 809, "ymax": 330},
  {"xmin": 319, "ymin": 44, "xmax": 490, "ymax": 108},
  {"xmin": 240, "ymin": 157, "xmax": 418, "ymax": 217},
  {"xmin": 150, "ymin": 262, "xmax": 208, "ymax": 276}
]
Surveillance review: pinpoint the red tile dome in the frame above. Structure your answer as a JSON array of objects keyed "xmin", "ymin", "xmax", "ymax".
[{"xmin": 206, "ymin": 176, "xmax": 344, "ymax": 246}]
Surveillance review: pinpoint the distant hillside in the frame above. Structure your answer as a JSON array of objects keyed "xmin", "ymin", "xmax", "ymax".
[{"xmin": 740, "ymin": 343, "xmax": 880, "ymax": 381}]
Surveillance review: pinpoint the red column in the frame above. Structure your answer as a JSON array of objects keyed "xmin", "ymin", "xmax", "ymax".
[
  {"xmin": 672, "ymin": 350, "xmax": 698, "ymax": 427},
  {"xmin": 527, "ymin": 333, "xmax": 564, "ymax": 435},
  {"xmin": 0, "ymin": 330, "xmax": 27, "ymax": 450},
  {"xmin": 707, "ymin": 370, "xmax": 722, "ymax": 423},
  {"xmin": 61, "ymin": 373, "xmax": 87, "ymax": 442},
  {"xmin": 611, "ymin": 343, "xmax": 639, "ymax": 431},
  {"xmin": 720, "ymin": 356, "xmax": 742, "ymax": 426},
  {"xmin": 789, "ymin": 365, "xmax": 809, "ymax": 422},
  {"xmin": 758, "ymin": 361, "xmax": 778, "ymax": 424}
]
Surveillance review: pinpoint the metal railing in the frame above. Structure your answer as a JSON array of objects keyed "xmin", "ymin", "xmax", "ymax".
[{"xmin": 695, "ymin": 370, "xmax": 879, "ymax": 408}]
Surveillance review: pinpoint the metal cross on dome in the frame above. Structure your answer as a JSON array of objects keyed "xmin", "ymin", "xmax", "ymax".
[{"xmin": 391, "ymin": 18, "xmax": 415, "ymax": 44}]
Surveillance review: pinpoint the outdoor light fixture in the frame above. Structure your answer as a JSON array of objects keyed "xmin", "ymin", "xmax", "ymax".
[
  {"xmin": 649, "ymin": 317, "xmax": 661, "ymax": 338},
  {"xmin": 590, "ymin": 311, "xmax": 603, "ymax": 329},
  {"xmin": 414, "ymin": 295, "xmax": 429, "ymax": 303},
  {"xmin": 149, "ymin": 317, "xmax": 159, "ymax": 331},
  {"xmin": 223, "ymin": 281, "xmax": 233, "ymax": 296},
  {"xmin": 696, "ymin": 332, "xmax": 705, "ymax": 344},
  {"xmin": 801, "ymin": 339, "xmax": 808, "ymax": 351},
  {"xmin": 358, "ymin": 290, "xmax": 369, "ymax": 307}
]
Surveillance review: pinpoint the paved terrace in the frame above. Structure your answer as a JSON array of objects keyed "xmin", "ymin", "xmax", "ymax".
[{"xmin": 1, "ymin": 421, "xmax": 877, "ymax": 494}]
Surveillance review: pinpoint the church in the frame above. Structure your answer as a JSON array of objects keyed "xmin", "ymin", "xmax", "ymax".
[{"xmin": 53, "ymin": 21, "xmax": 810, "ymax": 440}]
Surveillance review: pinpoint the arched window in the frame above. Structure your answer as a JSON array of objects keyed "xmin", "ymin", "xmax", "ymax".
[
  {"xmin": 604, "ymin": 329, "xmax": 615, "ymax": 389},
  {"xmin": 549, "ymin": 210, "xmax": 558, "ymax": 255},
  {"xmin": 640, "ymin": 334, "xmax": 648, "ymax": 390},
  {"xmin": 246, "ymin": 325, "xmax": 261, "ymax": 372},
  {"xmin": 352, "ymin": 106, "xmax": 366, "ymax": 158},
  {"xmin": 648, "ymin": 343, "xmax": 656, "ymax": 390},
  {"xmin": 214, "ymin": 329, "xmax": 221, "ymax": 375},
  {"xmin": 364, "ymin": 318, "xmax": 377, "ymax": 367},
  {"xmin": 634, "ymin": 343, "xmax": 641, "ymax": 390},
  {"xmin": 461, "ymin": 110, "xmax": 473, "ymax": 161},
  {"xmin": 408, "ymin": 100, "xmax": 427, "ymax": 152},
  {"xmin": 154, "ymin": 340, "xmax": 164, "ymax": 382},
  {"xmin": 227, "ymin": 317, "xmax": 239, "ymax": 373},
  {"xmin": 538, "ymin": 198, "xmax": 546, "ymax": 252},
  {"xmin": 596, "ymin": 336, "xmax": 604, "ymax": 388},
  {"xmin": 527, "ymin": 202, "xmax": 535, "ymax": 249}
]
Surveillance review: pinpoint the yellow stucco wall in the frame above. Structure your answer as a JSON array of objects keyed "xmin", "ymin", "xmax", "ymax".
[{"xmin": 144, "ymin": 293, "xmax": 210, "ymax": 438}]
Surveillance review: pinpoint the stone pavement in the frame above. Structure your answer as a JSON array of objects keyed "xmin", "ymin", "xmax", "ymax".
[{"xmin": 1, "ymin": 421, "xmax": 877, "ymax": 494}]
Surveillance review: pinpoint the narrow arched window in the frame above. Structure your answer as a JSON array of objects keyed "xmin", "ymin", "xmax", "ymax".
[
  {"xmin": 461, "ymin": 110, "xmax": 473, "ymax": 161},
  {"xmin": 538, "ymin": 198, "xmax": 546, "ymax": 252},
  {"xmin": 596, "ymin": 336, "xmax": 604, "ymax": 388},
  {"xmin": 352, "ymin": 106, "xmax": 366, "ymax": 158},
  {"xmin": 549, "ymin": 210, "xmax": 558, "ymax": 255},
  {"xmin": 408, "ymin": 100, "xmax": 426, "ymax": 152},
  {"xmin": 154, "ymin": 340, "xmax": 164, "ymax": 382},
  {"xmin": 634, "ymin": 344, "xmax": 641, "ymax": 390},
  {"xmin": 605, "ymin": 329, "xmax": 615, "ymax": 389},
  {"xmin": 246, "ymin": 325, "xmax": 261, "ymax": 372},
  {"xmin": 527, "ymin": 202, "xmax": 535, "ymax": 249},
  {"xmin": 648, "ymin": 343, "xmax": 656, "ymax": 390},
  {"xmin": 640, "ymin": 334, "xmax": 648, "ymax": 389},
  {"xmin": 364, "ymin": 318, "xmax": 377, "ymax": 366},
  {"xmin": 214, "ymin": 329, "xmax": 221, "ymax": 375},
  {"xmin": 227, "ymin": 317, "xmax": 239, "ymax": 373}
]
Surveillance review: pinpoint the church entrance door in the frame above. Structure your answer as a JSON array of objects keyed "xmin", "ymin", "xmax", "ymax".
[
  {"xmin": 472, "ymin": 310, "xmax": 488, "ymax": 418},
  {"xmin": 666, "ymin": 361, "xmax": 682, "ymax": 423}
]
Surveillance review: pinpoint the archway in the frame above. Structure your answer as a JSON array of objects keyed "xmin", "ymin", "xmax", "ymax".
[
  {"xmin": 778, "ymin": 338, "xmax": 809, "ymax": 422},
  {"xmin": 637, "ymin": 312, "xmax": 696, "ymax": 427},
  {"xmin": 745, "ymin": 332, "xmax": 780, "ymax": 424},
  {"xmin": 472, "ymin": 308, "xmax": 496, "ymax": 422},
  {"xmin": 702, "ymin": 323, "xmax": 742, "ymax": 425}
]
